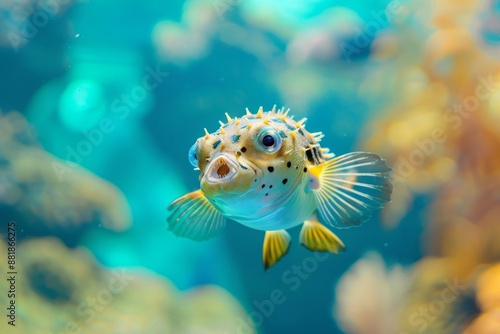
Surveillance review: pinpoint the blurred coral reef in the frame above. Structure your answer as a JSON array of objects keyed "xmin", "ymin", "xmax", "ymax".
[
  {"xmin": 334, "ymin": 0, "xmax": 500, "ymax": 333},
  {"xmin": 464, "ymin": 264, "xmax": 500, "ymax": 334},
  {"xmin": 0, "ymin": 238, "xmax": 254, "ymax": 334},
  {"xmin": 334, "ymin": 253, "xmax": 411, "ymax": 334},
  {"xmin": 361, "ymin": 0, "xmax": 500, "ymax": 228},
  {"xmin": 152, "ymin": 0, "xmax": 220, "ymax": 65},
  {"xmin": 0, "ymin": 0, "xmax": 75, "ymax": 49},
  {"xmin": 335, "ymin": 256, "xmax": 500, "ymax": 334},
  {"xmin": 0, "ymin": 110, "xmax": 131, "ymax": 232},
  {"xmin": 2, "ymin": 0, "xmax": 500, "ymax": 332}
]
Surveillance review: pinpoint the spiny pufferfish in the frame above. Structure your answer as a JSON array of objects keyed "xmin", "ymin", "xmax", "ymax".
[{"xmin": 167, "ymin": 106, "xmax": 393, "ymax": 269}]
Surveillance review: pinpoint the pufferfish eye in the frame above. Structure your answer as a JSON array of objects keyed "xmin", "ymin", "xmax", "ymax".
[
  {"xmin": 188, "ymin": 142, "xmax": 198, "ymax": 167},
  {"xmin": 257, "ymin": 128, "xmax": 282, "ymax": 153}
]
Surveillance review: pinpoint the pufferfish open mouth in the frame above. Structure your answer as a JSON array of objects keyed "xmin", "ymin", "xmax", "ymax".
[{"xmin": 206, "ymin": 154, "xmax": 239, "ymax": 183}]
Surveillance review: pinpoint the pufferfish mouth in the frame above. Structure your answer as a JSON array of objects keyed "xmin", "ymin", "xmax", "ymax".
[{"xmin": 205, "ymin": 154, "xmax": 239, "ymax": 183}]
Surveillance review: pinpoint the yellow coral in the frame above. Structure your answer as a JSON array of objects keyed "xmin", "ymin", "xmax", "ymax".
[
  {"xmin": 463, "ymin": 264, "xmax": 500, "ymax": 334},
  {"xmin": 0, "ymin": 238, "xmax": 255, "ymax": 334},
  {"xmin": 360, "ymin": 0, "xmax": 500, "ymax": 233}
]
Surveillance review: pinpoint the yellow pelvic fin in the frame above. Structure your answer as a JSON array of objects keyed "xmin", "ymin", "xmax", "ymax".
[
  {"xmin": 262, "ymin": 230, "xmax": 291, "ymax": 270},
  {"xmin": 167, "ymin": 190, "xmax": 226, "ymax": 241},
  {"xmin": 300, "ymin": 214, "xmax": 345, "ymax": 253}
]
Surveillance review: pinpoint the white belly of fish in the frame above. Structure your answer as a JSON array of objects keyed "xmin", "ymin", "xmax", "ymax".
[{"xmin": 225, "ymin": 186, "xmax": 317, "ymax": 231}]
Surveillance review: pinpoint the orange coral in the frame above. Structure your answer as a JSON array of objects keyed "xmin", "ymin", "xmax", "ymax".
[
  {"xmin": 361, "ymin": 0, "xmax": 500, "ymax": 233},
  {"xmin": 463, "ymin": 264, "xmax": 500, "ymax": 334},
  {"xmin": 358, "ymin": 1, "xmax": 500, "ymax": 330}
]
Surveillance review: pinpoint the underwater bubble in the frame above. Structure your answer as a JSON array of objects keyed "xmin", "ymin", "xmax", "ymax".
[{"xmin": 58, "ymin": 79, "xmax": 107, "ymax": 132}]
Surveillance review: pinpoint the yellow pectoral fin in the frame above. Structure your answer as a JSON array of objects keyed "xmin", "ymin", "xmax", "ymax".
[
  {"xmin": 167, "ymin": 190, "xmax": 226, "ymax": 241},
  {"xmin": 307, "ymin": 152, "xmax": 393, "ymax": 228},
  {"xmin": 263, "ymin": 230, "xmax": 291, "ymax": 270},
  {"xmin": 300, "ymin": 216, "xmax": 345, "ymax": 253}
]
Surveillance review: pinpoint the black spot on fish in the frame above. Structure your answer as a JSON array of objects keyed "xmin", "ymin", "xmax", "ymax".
[
  {"xmin": 254, "ymin": 179, "xmax": 257, "ymax": 182},
  {"xmin": 269, "ymin": 185, "xmax": 273, "ymax": 189},
  {"xmin": 282, "ymin": 178, "xmax": 288, "ymax": 184},
  {"xmin": 213, "ymin": 139, "xmax": 221, "ymax": 149},
  {"xmin": 305, "ymin": 149, "xmax": 314, "ymax": 164},
  {"xmin": 241, "ymin": 147, "xmax": 247, "ymax": 152},
  {"xmin": 304, "ymin": 167, "xmax": 308, "ymax": 172},
  {"xmin": 278, "ymin": 130, "xmax": 288, "ymax": 138},
  {"xmin": 265, "ymin": 193, "xmax": 268, "ymax": 196},
  {"xmin": 268, "ymin": 166, "xmax": 274, "ymax": 172},
  {"xmin": 231, "ymin": 134, "xmax": 241, "ymax": 143},
  {"xmin": 287, "ymin": 161, "xmax": 291, "ymax": 168},
  {"xmin": 298, "ymin": 129, "xmax": 304, "ymax": 136},
  {"xmin": 262, "ymin": 184, "xmax": 265, "ymax": 188}
]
